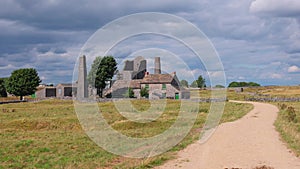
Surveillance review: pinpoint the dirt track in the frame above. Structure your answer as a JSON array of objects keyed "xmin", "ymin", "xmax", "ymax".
[{"xmin": 156, "ymin": 101, "xmax": 300, "ymax": 169}]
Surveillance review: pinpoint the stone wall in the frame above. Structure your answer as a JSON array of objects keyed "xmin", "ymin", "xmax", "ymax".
[
  {"xmin": 246, "ymin": 97, "xmax": 300, "ymax": 102},
  {"xmin": 141, "ymin": 83, "xmax": 180, "ymax": 99}
]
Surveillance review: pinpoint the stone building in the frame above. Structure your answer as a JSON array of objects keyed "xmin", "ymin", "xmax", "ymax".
[
  {"xmin": 110, "ymin": 56, "xmax": 147, "ymax": 98},
  {"xmin": 34, "ymin": 55, "xmax": 190, "ymax": 100},
  {"xmin": 109, "ymin": 56, "xmax": 190, "ymax": 99},
  {"xmin": 140, "ymin": 72, "xmax": 190, "ymax": 99},
  {"xmin": 35, "ymin": 85, "xmax": 56, "ymax": 98},
  {"xmin": 56, "ymin": 83, "xmax": 75, "ymax": 98},
  {"xmin": 35, "ymin": 55, "xmax": 87, "ymax": 99},
  {"xmin": 116, "ymin": 56, "xmax": 147, "ymax": 81},
  {"xmin": 35, "ymin": 83, "xmax": 76, "ymax": 99}
]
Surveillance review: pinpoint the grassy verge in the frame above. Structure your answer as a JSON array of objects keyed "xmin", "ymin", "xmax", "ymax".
[
  {"xmin": 274, "ymin": 102, "xmax": 300, "ymax": 157},
  {"xmin": 0, "ymin": 99, "xmax": 253, "ymax": 168}
]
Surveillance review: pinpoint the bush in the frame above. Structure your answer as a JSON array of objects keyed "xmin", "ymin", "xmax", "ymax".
[
  {"xmin": 128, "ymin": 88, "xmax": 135, "ymax": 98},
  {"xmin": 124, "ymin": 88, "xmax": 135, "ymax": 98},
  {"xmin": 278, "ymin": 103, "xmax": 287, "ymax": 110},
  {"xmin": 286, "ymin": 106, "xmax": 297, "ymax": 123},
  {"xmin": 140, "ymin": 87, "xmax": 149, "ymax": 98}
]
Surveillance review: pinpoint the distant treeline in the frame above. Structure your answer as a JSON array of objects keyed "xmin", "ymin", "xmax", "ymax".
[{"xmin": 228, "ymin": 81, "xmax": 260, "ymax": 87}]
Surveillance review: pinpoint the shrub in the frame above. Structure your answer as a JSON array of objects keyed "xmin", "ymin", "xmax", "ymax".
[
  {"xmin": 124, "ymin": 87, "xmax": 135, "ymax": 98},
  {"xmin": 128, "ymin": 88, "xmax": 135, "ymax": 98},
  {"xmin": 286, "ymin": 106, "xmax": 297, "ymax": 123},
  {"xmin": 140, "ymin": 87, "xmax": 149, "ymax": 98},
  {"xmin": 278, "ymin": 103, "xmax": 287, "ymax": 110}
]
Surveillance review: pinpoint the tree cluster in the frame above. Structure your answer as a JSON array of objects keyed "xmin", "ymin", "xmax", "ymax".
[
  {"xmin": 228, "ymin": 81, "xmax": 260, "ymax": 87},
  {"xmin": 180, "ymin": 80, "xmax": 189, "ymax": 87},
  {"xmin": 190, "ymin": 75, "xmax": 206, "ymax": 88}
]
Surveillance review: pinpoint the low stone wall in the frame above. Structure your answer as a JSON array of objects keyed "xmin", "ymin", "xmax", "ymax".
[{"xmin": 246, "ymin": 97, "xmax": 300, "ymax": 102}]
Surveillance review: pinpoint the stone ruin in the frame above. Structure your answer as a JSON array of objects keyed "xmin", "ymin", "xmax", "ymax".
[{"xmin": 116, "ymin": 56, "xmax": 147, "ymax": 81}]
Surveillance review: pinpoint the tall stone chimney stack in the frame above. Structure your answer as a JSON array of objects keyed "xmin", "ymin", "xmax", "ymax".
[
  {"xmin": 77, "ymin": 55, "xmax": 88, "ymax": 99},
  {"xmin": 154, "ymin": 57, "xmax": 161, "ymax": 74}
]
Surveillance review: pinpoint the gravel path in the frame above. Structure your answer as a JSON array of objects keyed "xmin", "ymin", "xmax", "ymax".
[{"xmin": 156, "ymin": 101, "xmax": 300, "ymax": 169}]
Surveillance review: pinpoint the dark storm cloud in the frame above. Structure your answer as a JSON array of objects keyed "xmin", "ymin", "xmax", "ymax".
[
  {"xmin": 0, "ymin": 0, "xmax": 200, "ymax": 31},
  {"xmin": 54, "ymin": 48, "xmax": 67, "ymax": 54}
]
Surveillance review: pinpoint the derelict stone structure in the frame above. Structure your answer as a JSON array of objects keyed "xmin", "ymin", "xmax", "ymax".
[
  {"xmin": 56, "ymin": 83, "xmax": 74, "ymax": 98},
  {"xmin": 77, "ymin": 55, "xmax": 88, "ymax": 99},
  {"xmin": 111, "ymin": 56, "xmax": 147, "ymax": 98},
  {"xmin": 109, "ymin": 56, "xmax": 190, "ymax": 99},
  {"xmin": 154, "ymin": 57, "xmax": 161, "ymax": 74},
  {"xmin": 35, "ymin": 84, "xmax": 76, "ymax": 99},
  {"xmin": 35, "ymin": 55, "xmax": 190, "ymax": 100},
  {"xmin": 35, "ymin": 86, "xmax": 56, "ymax": 98},
  {"xmin": 34, "ymin": 55, "xmax": 87, "ymax": 99},
  {"xmin": 117, "ymin": 56, "xmax": 147, "ymax": 81}
]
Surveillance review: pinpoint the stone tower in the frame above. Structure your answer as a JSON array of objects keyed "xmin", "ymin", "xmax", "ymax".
[
  {"xmin": 154, "ymin": 57, "xmax": 161, "ymax": 74},
  {"xmin": 77, "ymin": 55, "xmax": 88, "ymax": 99}
]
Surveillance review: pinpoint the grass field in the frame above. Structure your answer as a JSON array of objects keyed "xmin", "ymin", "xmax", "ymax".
[
  {"xmin": 227, "ymin": 86, "xmax": 300, "ymax": 99},
  {"xmin": 190, "ymin": 86, "xmax": 300, "ymax": 101},
  {"xmin": 274, "ymin": 102, "xmax": 300, "ymax": 157},
  {"xmin": 0, "ymin": 99, "xmax": 253, "ymax": 169}
]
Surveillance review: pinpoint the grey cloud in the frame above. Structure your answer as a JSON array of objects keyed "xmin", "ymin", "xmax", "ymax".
[
  {"xmin": 37, "ymin": 46, "xmax": 51, "ymax": 54},
  {"xmin": 250, "ymin": 0, "xmax": 300, "ymax": 17},
  {"xmin": 0, "ymin": 0, "xmax": 201, "ymax": 31},
  {"xmin": 54, "ymin": 48, "xmax": 67, "ymax": 54},
  {"xmin": 0, "ymin": 0, "xmax": 300, "ymax": 85}
]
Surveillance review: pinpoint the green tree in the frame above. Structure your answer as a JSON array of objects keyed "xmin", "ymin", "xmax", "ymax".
[
  {"xmin": 180, "ymin": 80, "xmax": 189, "ymax": 88},
  {"xmin": 190, "ymin": 76, "xmax": 206, "ymax": 88},
  {"xmin": 190, "ymin": 80, "xmax": 198, "ymax": 88},
  {"xmin": 140, "ymin": 87, "xmax": 149, "ymax": 98},
  {"xmin": 0, "ymin": 78, "xmax": 7, "ymax": 97},
  {"xmin": 6, "ymin": 68, "xmax": 41, "ymax": 100},
  {"xmin": 87, "ymin": 56, "xmax": 102, "ymax": 85},
  {"xmin": 197, "ymin": 75, "xmax": 206, "ymax": 88},
  {"xmin": 95, "ymin": 56, "xmax": 117, "ymax": 97}
]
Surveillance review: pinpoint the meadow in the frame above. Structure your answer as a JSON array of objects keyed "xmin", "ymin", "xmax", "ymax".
[
  {"xmin": 1, "ymin": 86, "xmax": 300, "ymax": 168},
  {"xmin": 0, "ymin": 99, "xmax": 253, "ymax": 169},
  {"xmin": 274, "ymin": 102, "xmax": 300, "ymax": 156}
]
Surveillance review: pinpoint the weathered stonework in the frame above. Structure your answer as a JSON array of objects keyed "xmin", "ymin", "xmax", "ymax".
[
  {"xmin": 109, "ymin": 56, "xmax": 190, "ymax": 99},
  {"xmin": 77, "ymin": 55, "xmax": 88, "ymax": 99}
]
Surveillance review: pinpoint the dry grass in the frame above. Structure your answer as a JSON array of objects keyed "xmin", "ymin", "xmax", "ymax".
[
  {"xmin": 274, "ymin": 102, "xmax": 300, "ymax": 157},
  {"xmin": 0, "ymin": 99, "xmax": 253, "ymax": 168},
  {"xmin": 258, "ymin": 86, "xmax": 300, "ymax": 97}
]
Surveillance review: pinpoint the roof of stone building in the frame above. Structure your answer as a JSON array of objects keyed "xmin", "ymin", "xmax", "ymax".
[
  {"xmin": 141, "ymin": 74, "xmax": 175, "ymax": 84},
  {"xmin": 130, "ymin": 80, "xmax": 142, "ymax": 89}
]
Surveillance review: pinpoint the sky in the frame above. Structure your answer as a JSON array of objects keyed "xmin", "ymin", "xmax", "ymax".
[{"xmin": 0, "ymin": 0, "xmax": 299, "ymax": 86}]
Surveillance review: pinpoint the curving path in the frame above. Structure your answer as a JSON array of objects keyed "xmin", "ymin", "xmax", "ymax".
[{"xmin": 156, "ymin": 101, "xmax": 300, "ymax": 169}]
